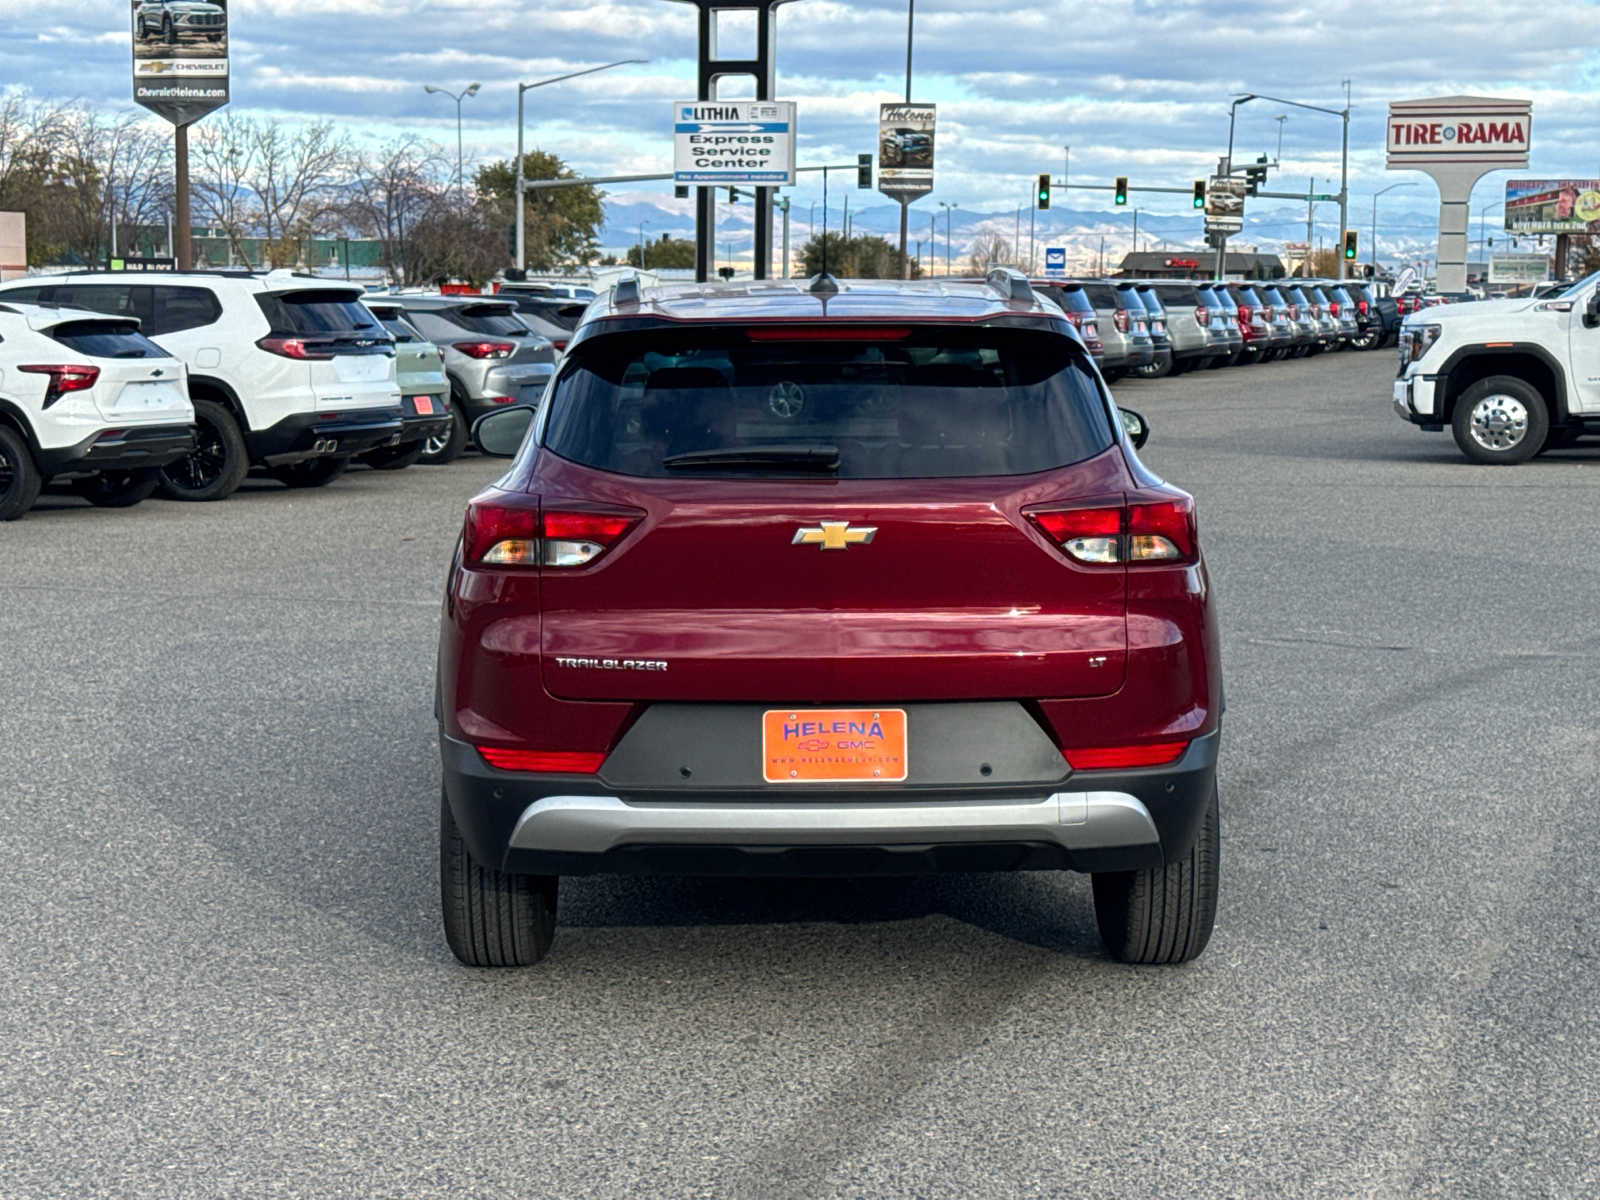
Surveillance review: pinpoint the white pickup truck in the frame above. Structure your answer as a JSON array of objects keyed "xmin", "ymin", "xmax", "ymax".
[{"xmin": 1392, "ymin": 271, "xmax": 1600, "ymax": 463}]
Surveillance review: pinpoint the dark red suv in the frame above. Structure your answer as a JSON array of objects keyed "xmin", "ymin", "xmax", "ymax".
[{"xmin": 436, "ymin": 270, "xmax": 1223, "ymax": 967}]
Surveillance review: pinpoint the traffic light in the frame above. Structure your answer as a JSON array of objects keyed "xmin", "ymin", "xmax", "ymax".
[
  {"xmin": 1192, "ymin": 180, "xmax": 1206, "ymax": 209},
  {"xmin": 1244, "ymin": 155, "xmax": 1270, "ymax": 197},
  {"xmin": 1342, "ymin": 230, "xmax": 1358, "ymax": 260},
  {"xmin": 1114, "ymin": 176, "xmax": 1128, "ymax": 206},
  {"xmin": 674, "ymin": 184, "xmax": 689, "ymax": 199},
  {"xmin": 858, "ymin": 153, "xmax": 872, "ymax": 188},
  {"xmin": 1037, "ymin": 173, "xmax": 1051, "ymax": 210}
]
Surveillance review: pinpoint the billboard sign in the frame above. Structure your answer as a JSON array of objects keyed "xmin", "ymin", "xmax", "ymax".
[
  {"xmin": 1385, "ymin": 96, "xmax": 1530, "ymax": 169},
  {"xmin": 131, "ymin": 0, "xmax": 230, "ymax": 126},
  {"xmin": 1503, "ymin": 179, "xmax": 1600, "ymax": 235},
  {"xmin": 672, "ymin": 101, "xmax": 796, "ymax": 185},
  {"xmin": 1204, "ymin": 176, "xmax": 1245, "ymax": 235},
  {"xmin": 877, "ymin": 103, "xmax": 936, "ymax": 201},
  {"xmin": 1488, "ymin": 253, "xmax": 1550, "ymax": 284}
]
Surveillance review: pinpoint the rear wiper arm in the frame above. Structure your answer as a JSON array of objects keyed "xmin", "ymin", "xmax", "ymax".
[{"xmin": 663, "ymin": 443, "xmax": 840, "ymax": 471}]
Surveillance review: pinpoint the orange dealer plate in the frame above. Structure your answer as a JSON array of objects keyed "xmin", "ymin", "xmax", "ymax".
[{"xmin": 762, "ymin": 708, "xmax": 908, "ymax": 784}]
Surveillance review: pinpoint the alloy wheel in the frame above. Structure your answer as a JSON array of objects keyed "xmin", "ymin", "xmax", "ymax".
[
  {"xmin": 1468, "ymin": 394, "xmax": 1529, "ymax": 452},
  {"xmin": 168, "ymin": 418, "xmax": 228, "ymax": 490}
]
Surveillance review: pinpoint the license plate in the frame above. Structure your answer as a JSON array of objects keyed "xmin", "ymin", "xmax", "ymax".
[
  {"xmin": 762, "ymin": 708, "xmax": 908, "ymax": 784},
  {"xmin": 412, "ymin": 395, "xmax": 434, "ymax": 415}
]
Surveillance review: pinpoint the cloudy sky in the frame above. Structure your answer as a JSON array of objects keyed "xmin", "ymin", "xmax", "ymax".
[{"xmin": 8, "ymin": 0, "xmax": 1600, "ymax": 261}]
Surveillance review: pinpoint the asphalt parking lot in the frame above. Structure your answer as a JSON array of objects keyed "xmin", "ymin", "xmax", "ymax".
[{"xmin": 3, "ymin": 347, "xmax": 1597, "ymax": 1199}]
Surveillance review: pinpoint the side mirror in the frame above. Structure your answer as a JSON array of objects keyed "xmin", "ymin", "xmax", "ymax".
[
  {"xmin": 472, "ymin": 405, "xmax": 537, "ymax": 457},
  {"xmin": 1119, "ymin": 408, "xmax": 1149, "ymax": 450},
  {"xmin": 1585, "ymin": 292, "xmax": 1600, "ymax": 329}
]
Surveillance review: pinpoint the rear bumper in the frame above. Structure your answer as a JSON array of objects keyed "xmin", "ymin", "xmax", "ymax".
[
  {"xmin": 246, "ymin": 408, "xmax": 405, "ymax": 465},
  {"xmin": 35, "ymin": 423, "xmax": 196, "ymax": 476},
  {"xmin": 440, "ymin": 727, "xmax": 1220, "ymax": 878}
]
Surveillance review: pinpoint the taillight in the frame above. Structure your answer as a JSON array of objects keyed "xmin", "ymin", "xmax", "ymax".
[
  {"xmin": 476, "ymin": 747, "xmax": 604, "ymax": 773},
  {"xmin": 1309, "ymin": 304, "xmax": 1321, "ymax": 319},
  {"xmin": 1195, "ymin": 306, "xmax": 1208, "ymax": 327},
  {"xmin": 1114, "ymin": 308, "xmax": 1129, "ymax": 333},
  {"xmin": 1328, "ymin": 301, "xmax": 1341, "ymax": 318},
  {"xmin": 18, "ymin": 364, "xmax": 99, "ymax": 408},
  {"xmin": 1237, "ymin": 305, "xmax": 1253, "ymax": 323},
  {"xmin": 1064, "ymin": 742, "xmax": 1189, "ymax": 771},
  {"xmin": 1260, "ymin": 305, "xmax": 1274, "ymax": 321},
  {"xmin": 1024, "ymin": 495, "xmax": 1197, "ymax": 566},
  {"xmin": 462, "ymin": 497, "xmax": 643, "ymax": 568},
  {"xmin": 452, "ymin": 341, "xmax": 516, "ymax": 359},
  {"xmin": 1358, "ymin": 299, "xmax": 1369, "ymax": 316},
  {"xmin": 255, "ymin": 336, "xmax": 334, "ymax": 360},
  {"xmin": 552, "ymin": 339, "xmax": 568, "ymax": 352},
  {"xmin": 1288, "ymin": 304, "xmax": 1299, "ymax": 320}
]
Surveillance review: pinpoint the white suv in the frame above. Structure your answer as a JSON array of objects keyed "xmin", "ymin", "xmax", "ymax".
[
  {"xmin": 0, "ymin": 271, "xmax": 403, "ymax": 499},
  {"xmin": 0, "ymin": 300, "xmax": 193, "ymax": 520}
]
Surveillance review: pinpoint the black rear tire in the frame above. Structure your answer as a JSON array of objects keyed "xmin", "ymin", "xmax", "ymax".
[
  {"xmin": 0, "ymin": 424, "xmax": 43, "ymax": 521},
  {"xmin": 71, "ymin": 468, "xmax": 161, "ymax": 508},
  {"xmin": 419, "ymin": 400, "xmax": 467, "ymax": 465},
  {"xmin": 359, "ymin": 440, "xmax": 425, "ymax": 471},
  {"xmin": 268, "ymin": 457, "xmax": 348, "ymax": 488},
  {"xmin": 440, "ymin": 788, "xmax": 557, "ymax": 967},
  {"xmin": 159, "ymin": 398, "xmax": 248, "ymax": 501},
  {"xmin": 1092, "ymin": 782, "xmax": 1220, "ymax": 965}
]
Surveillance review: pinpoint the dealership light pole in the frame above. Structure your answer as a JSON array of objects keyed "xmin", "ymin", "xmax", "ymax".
[
  {"xmin": 897, "ymin": 0, "xmax": 915, "ymax": 276},
  {"xmin": 513, "ymin": 60, "xmax": 647, "ymax": 272},
  {"xmin": 1230, "ymin": 89, "xmax": 1351, "ymax": 277},
  {"xmin": 424, "ymin": 82, "xmax": 481, "ymax": 202},
  {"xmin": 1371, "ymin": 181, "xmax": 1415, "ymax": 272}
]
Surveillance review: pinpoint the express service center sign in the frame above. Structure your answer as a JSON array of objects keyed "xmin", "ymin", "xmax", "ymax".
[
  {"xmin": 673, "ymin": 101, "xmax": 796, "ymax": 186},
  {"xmin": 131, "ymin": 0, "xmax": 230, "ymax": 126}
]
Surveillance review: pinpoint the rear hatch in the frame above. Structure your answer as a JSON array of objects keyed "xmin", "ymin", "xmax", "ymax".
[
  {"xmin": 368, "ymin": 307, "xmax": 447, "ymax": 404},
  {"xmin": 533, "ymin": 322, "xmax": 1129, "ymax": 703},
  {"xmin": 256, "ymin": 287, "xmax": 398, "ymax": 412},
  {"xmin": 42, "ymin": 317, "xmax": 189, "ymax": 423},
  {"xmin": 451, "ymin": 302, "xmax": 555, "ymax": 403}
]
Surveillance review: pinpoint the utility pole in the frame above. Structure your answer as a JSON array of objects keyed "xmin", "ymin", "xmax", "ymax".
[
  {"xmin": 899, "ymin": 0, "xmax": 914, "ymax": 277},
  {"xmin": 1337, "ymin": 77, "xmax": 1351, "ymax": 280},
  {"xmin": 173, "ymin": 124, "xmax": 191, "ymax": 270},
  {"xmin": 1028, "ymin": 192, "xmax": 1035, "ymax": 274},
  {"xmin": 1305, "ymin": 177, "xmax": 1314, "ymax": 275},
  {"xmin": 1132, "ymin": 207, "xmax": 1139, "ymax": 255}
]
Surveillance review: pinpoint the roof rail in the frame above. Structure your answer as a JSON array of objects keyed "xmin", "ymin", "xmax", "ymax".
[
  {"xmin": 806, "ymin": 272, "xmax": 839, "ymax": 296},
  {"xmin": 986, "ymin": 267, "xmax": 1033, "ymax": 304},
  {"xmin": 612, "ymin": 273, "xmax": 641, "ymax": 307}
]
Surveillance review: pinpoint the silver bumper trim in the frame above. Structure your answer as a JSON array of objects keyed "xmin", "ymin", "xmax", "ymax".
[{"xmin": 507, "ymin": 791, "xmax": 1159, "ymax": 855}]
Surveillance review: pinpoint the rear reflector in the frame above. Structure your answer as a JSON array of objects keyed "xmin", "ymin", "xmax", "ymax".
[
  {"xmin": 477, "ymin": 747, "xmax": 604, "ymax": 773},
  {"xmin": 745, "ymin": 326, "xmax": 909, "ymax": 341},
  {"xmin": 1065, "ymin": 742, "xmax": 1189, "ymax": 770}
]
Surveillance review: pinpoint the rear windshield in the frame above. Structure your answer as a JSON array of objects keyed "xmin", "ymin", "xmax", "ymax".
[
  {"xmin": 1214, "ymin": 289, "xmax": 1238, "ymax": 312},
  {"xmin": 1153, "ymin": 285, "xmax": 1199, "ymax": 306},
  {"xmin": 511, "ymin": 297, "xmax": 583, "ymax": 330},
  {"xmin": 1130, "ymin": 289, "xmax": 1165, "ymax": 316},
  {"xmin": 258, "ymin": 290, "xmax": 383, "ymax": 336},
  {"xmin": 450, "ymin": 305, "xmax": 533, "ymax": 336},
  {"xmin": 1079, "ymin": 283, "xmax": 1121, "ymax": 308},
  {"xmin": 1039, "ymin": 285, "xmax": 1094, "ymax": 314},
  {"xmin": 368, "ymin": 310, "xmax": 421, "ymax": 342},
  {"xmin": 542, "ymin": 327, "xmax": 1115, "ymax": 480},
  {"xmin": 49, "ymin": 320, "xmax": 168, "ymax": 359},
  {"xmin": 1232, "ymin": 287, "xmax": 1261, "ymax": 306}
]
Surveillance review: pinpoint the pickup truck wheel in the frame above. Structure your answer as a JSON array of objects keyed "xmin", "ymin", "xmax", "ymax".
[
  {"xmin": 1452, "ymin": 375, "xmax": 1548, "ymax": 465},
  {"xmin": 71, "ymin": 468, "xmax": 161, "ymax": 508},
  {"xmin": 1092, "ymin": 782, "xmax": 1219, "ymax": 965},
  {"xmin": 0, "ymin": 425, "xmax": 43, "ymax": 521},
  {"xmin": 440, "ymin": 787, "xmax": 557, "ymax": 967},
  {"xmin": 158, "ymin": 398, "xmax": 248, "ymax": 501}
]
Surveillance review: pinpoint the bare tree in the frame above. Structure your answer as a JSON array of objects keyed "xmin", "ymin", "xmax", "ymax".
[
  {"xmin": 246, "ymin": 118, "xmax": 349, "ymax": 265},
  {"xmin": 966, "ymin": 234, "xmax": 1015, "ymax": 275},
  {"xmin": 190, "ymin": 112, "xmax": 258, "ymax": 266},
  {"xmin": 401, "ymin": 196, "xmax": 508, "ymax": 288},
  {"xmin": 343, "ymin": 137, "xmax": 449, "ymax": 282},
  {"xmin": 50, "ymin": 105, "xmax": 173, "ymax": 264}
]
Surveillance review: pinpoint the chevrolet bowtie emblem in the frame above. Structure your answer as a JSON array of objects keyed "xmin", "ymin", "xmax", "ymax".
[{"xmin": 792, "ymin": 521, "xmax": 877, "ymax": 550}]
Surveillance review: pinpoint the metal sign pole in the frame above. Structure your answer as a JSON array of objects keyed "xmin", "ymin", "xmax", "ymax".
[{"xmin": 174, "ymin": 124, "xmax": 192, "ymax": 271}]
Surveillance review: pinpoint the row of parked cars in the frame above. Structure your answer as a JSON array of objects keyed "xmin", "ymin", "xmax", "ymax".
[
  {"xmin": 0, "ymin": 270, "xmax": 585, "ymax": 520},
  {"xmin": 1030, "ymin": 277, "xmax": 1399, "ymax": 380}
]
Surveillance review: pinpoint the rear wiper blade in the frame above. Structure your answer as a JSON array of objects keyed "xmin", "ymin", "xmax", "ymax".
[{"xmin": 663, "ymin": 444, "xmax": 840, "ymax": 471}]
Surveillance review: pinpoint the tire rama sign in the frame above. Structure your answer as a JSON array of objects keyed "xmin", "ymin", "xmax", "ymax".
[{"xmin": 131, "ymin": 0, "xmax": 230, "ymax": 126}]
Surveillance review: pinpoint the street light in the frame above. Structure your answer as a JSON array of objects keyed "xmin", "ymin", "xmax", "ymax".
[
  {"xmin": 1228, "ymin": 89, "xmax": 1351, "ymax": 278},
  {"xmin": 1476, "ymin": 199, "xmax": 1506, "ymax": 259},
  {"xmin": 1274, "ymin": 115, "xmax": 1287, "ymax": 164},
  {"xmin": 514, "ymin": 59, "xmax": 647, "ymax": 271},
  {"xmin": 424, "ymin": 82, "xmax": 481, "ymax": 201},
  {"xmin": 938, "ymin": 200, "xmax": 955, "ymax": 276},
  {"xmin": 1371, "ymin": 181, "xmax": 1416, "ymax": 273}
]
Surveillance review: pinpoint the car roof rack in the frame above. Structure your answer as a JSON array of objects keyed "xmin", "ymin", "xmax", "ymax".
[{"xmin": 986, "ymin": 267, "xmax": 1033, "ymax": 304}]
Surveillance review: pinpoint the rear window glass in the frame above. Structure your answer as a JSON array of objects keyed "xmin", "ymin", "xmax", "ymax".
[
  {"xmin": 258, "ymin": 290, "xmax": 383, "ymax": 335},
  {"xmin": 450, "ymin": 305, "xmax": 532, "ymax": 336},
  {"xmin": 1131, "ymin": 289, "xmax": 1165, "ymax": 315},
  {"xmin": 1153, "ymin": 285, "xmax": 1199, "ymax": 306},
  {"xmin": 152, "ymin": 286, "xmax": 220, "ymax": 335},
  {"xmin": 1080, "ymin": 283, "xmax": 1120, "ymax": 308},
  {"xmin": 1039, "ymin": 285, "xmax": 1095, "ymax": 314},
  {"xmin": 543, "ymin": 327, "xmax": 1115, "ymax": 480},
  {"xmin": 49, "ymin": 320, "xmax": 168, "ymax": 359},
  {"xmin": 368, "ymin": 310, "xmax": 420, "ymax": 342}
]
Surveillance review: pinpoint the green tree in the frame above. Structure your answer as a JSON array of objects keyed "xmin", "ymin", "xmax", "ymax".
[
  {"xmin": 476, "ymin": 150, "xmax": 604, "ymax": 271},
  {"xmin": 798, "ymin": 232, "xmax": 916, "ymax": 279},
  {"xmin": 627, "ymin": 234, "xmax": 695, "ymax": 269}
]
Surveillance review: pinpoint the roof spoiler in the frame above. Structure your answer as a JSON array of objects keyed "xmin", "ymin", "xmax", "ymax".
[{"xmin": 986, "ymin": 267, "xmax": 1033, "ymax": 304}]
